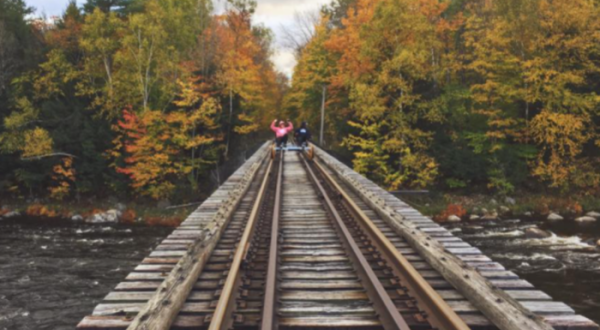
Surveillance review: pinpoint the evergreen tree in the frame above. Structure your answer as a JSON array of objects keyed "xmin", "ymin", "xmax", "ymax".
[{"xmin": 82, "ymin": 0, "xmax": 137, "ymax": 14}]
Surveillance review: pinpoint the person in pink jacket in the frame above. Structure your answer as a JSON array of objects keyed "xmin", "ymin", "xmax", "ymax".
[{"xmin": 271, "ymin": 119, "xmax": 294, "ymax": 148}]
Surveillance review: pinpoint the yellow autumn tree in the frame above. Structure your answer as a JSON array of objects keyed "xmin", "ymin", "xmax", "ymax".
[
  {"xmin": 324, "ymin": 0, "xmax": 459, "ymax": 189},
  {"xmin": 283, "ymin": 18, "xmax": 337, "ymax": 139},
  {"xmin": 464, "ymin": 0, "xmax": 600, "ymax": 192}
]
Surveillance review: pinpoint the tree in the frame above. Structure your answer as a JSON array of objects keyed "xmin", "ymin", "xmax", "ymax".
[
  {"xmin": 464, "ymin": 0, "xmax": 600, "ymax": 192},
  {"xmin": 280, "ymin": 10, "xmax": 321, "ymax": 58},
  {"xmin": 0, "ymin": 0, "xmax": 281, "ymax": 201},
  {"xmin": 0, "ymin": 22, "xmax": 18, "ymax": 94},
  {"xmin": 0, "ymin": 0, "xmax": 38, "ymax": 95},
  {"xmin": 80, "ymin": 8, "xmax": 123, "ymax": 114},
  {"xmin": 113, "ymin": 96, "xmax": 221, "ymax": 199},
  {"xmin": 323, "ymin": 0, "xmax": 357, "ymax": 28},
  {"xmin": 83, "ymin": 0, "xmax": 135, "ymax": 14},
  {"xmin": 210, "ymin": 1, "xmax": 279, "ymax": 158},
  {"xmin": 321, "ymin": 0, "xmax": 461, "ymax": 189},
  {"xmin": 283, "ymin": 18, "xmax": 337, "ymax": 141},
  {"xmin": 115, "ymin": 0, "xmax": 210, "ymax": 113}
]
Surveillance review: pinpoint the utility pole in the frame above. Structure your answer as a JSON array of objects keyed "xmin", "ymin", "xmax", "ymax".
[{"xmin": 320, "ymin": 84, "xmax": 326, "ymax": 146}]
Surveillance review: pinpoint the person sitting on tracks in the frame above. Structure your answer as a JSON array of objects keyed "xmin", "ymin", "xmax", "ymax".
[
  {"xmin": 294, "ymin": 121, "xmax": 311, "ymax": 147},
  {"xmin": 270, "ymin": 119, "xmax": 294, "ymax": 148}
]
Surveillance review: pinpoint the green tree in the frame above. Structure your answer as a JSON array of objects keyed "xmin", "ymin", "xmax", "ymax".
[
  {"xmin": 80, "ymin": 8, "xmax": 123, "ymax": 114},
  {"xmin": 0, "ymin": 0, "xmax": 39, "ymax": 95}
]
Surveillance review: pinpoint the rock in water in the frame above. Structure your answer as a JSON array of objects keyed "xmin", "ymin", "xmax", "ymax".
[
  {"xmin": 447, "ymin": 215, "xmax": 461, "ymax": 222},
  {"xmin": 525, "ymin": 227, "xmax": 551, "ymax": 239},
  {"xmin": 524, "ymin": 211, "xmax": 533, "ymax": 217},
  {"xmin": 499, "ymin": 206, "xmax": 510, "ymax": 214},
  {"xmin": 481, "ymin": 211, "xmax": 499, "ymax": 221},
  {"xmin": 575, "ymin": 216, "xmax": 596, "ymax": 225},
  {"xmin": 4, "ymin": 211, "xmax": 20, "ymax": 218},
  {"xmin": 505, "ymin": 197, "xmax": 516, "ymax": 205},
  {"xmin": 547, "ymin": 213, "xmax": 564, "ymax": 221},
  {"xmin": 114, "ymin": 203, "xmax": 127, "ymax": 212},
  {"xmin": 104, "ymin": 210, "xmax": 121, "ymax": 223},
  {"xmin": 86, "ymin": 214, "xmax": 106, "ymax": 223},
  {"xmin": 71, "ymin": 214, "xmax": 84, "ymax": 221},
  {"xmin": 469, "ymin": 214, "xmax": 481, "ymax": 221},
  {"xmin": 586, "ymin": 211, "xmax": 600, "ymax": 219},
  {"xmin": 86, "ymin": 210, "xmax": 121, "ymax": 223}
]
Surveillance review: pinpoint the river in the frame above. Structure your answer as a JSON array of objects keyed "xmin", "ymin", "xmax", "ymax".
[
  {"xmin": 444, "ymin": 217, "xmax": 600, "ymax": 325},
  {"xmin": 0, "ymin": 217, "xmax": 171, "ymax": 330},
  {"xmin": 1, "ymin": 216, "xmax": 599, "ymax": 329}
]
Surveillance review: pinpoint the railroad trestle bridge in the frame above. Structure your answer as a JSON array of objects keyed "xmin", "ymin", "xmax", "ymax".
[{"xmin": 77, "ymin": 142, "xmax": 598, "ymax": 330}]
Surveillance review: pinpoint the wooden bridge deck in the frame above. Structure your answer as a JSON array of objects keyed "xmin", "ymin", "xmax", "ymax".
[{"xmin": 77, "ymin": 142, "xmax": 599, "ymax": 330}]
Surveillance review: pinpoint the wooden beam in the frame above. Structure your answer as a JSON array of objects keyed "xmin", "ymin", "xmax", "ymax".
[
  {"xmin": 314, "ymin": 147, "xmax": 555, "ymax": 330},
  {"xmin": 124, "ymin": 143, "xmax": 270, "ymax": 330}
]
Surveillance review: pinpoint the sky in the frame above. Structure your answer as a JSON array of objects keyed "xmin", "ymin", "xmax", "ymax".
[{"xmin": 25, "ymin": 0, "xmax": 328, "ymax": 77}]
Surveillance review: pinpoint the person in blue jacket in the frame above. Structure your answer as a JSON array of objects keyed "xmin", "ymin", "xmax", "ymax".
[{"xmin": 294, "ymin": 121, "xmax": 311, "ymax": 147}]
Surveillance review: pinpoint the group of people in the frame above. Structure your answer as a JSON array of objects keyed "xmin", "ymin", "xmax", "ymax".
[{"xmin": 270, "ymin": 119, "xmax": 311, "ymax": 148}]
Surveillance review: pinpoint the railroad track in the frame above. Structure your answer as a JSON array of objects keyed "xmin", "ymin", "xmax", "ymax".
[{"xmin": 78, "ymin": 143, "xmax": 599, "ymax": 330}]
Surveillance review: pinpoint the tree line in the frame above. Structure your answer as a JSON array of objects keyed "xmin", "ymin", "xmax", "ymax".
[
  {"xmin": 0, "ymin": 0, "xmax": 285, "ymax": 202},
  {"xmin": 1, "ymin": 0, "xmax": 599, "ymax": 204},
  {"xmin": 285, "ymin": 0, "xmax": 600, "ymax": 196}
]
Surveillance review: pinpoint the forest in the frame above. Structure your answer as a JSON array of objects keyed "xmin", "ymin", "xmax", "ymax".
[
  {"xmin": 286, "ymin": 0, "xmax": 600, "ymax": 198},
  {"xmin": 1, "ymin": 0, "xmax": 599, "ymax": 207},
  {"xmin": 0, "ymin": 0, "xmax": 285, "ymax": 203}
]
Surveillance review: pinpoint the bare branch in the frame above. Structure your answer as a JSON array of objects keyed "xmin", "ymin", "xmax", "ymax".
[
  {"xmin": 279, "ymin": 9, "xmax": 321, "ymax": 59},
  {"xmin": 21, "ymin": 152, "xmax": 78, "ymax": 161},
  {"xmin": 165, "ymin": 202, "xmax": 203, "ymax": 210}
]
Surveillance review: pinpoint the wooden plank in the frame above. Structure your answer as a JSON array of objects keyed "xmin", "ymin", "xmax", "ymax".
[
  {"xmin": 280, "ymin": 290, "xmax": 369, "ymax": 301},
  {"xmin": 279, "ymin": 316, "xmax": 380, "ymax": 327},
  {"xmin": 102, "ymin": 142, "xmax": 271, "ymax": 330},
  {"xmin": 315, "ymin": 147, "xmax": 557, "ymax": 330}
]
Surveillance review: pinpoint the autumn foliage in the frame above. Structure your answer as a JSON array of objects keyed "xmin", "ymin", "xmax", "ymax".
[
  {"xmin": 1, "ymin": 0, "xmax": 600, "ymax": 204},
  {"xmin": 286, "ymin": 0, "xmax": 600, "ymax": 197},
  {"xmin": 26, "ymin": 204, "xmax": 60, "ymax": 218},
  {"xmin": 0, "ymin": 0, "xmax": 283, "ymax": 201},
  {"xmin": 120, "ymin": 209, "xmax": 137, "ymax": 224},
  {"xmin": 435, "ymin": 204, "xmax": 467, "ymax": 222}
]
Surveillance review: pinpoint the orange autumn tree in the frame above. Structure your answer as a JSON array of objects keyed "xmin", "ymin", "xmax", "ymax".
[
  {"xmin": 48, "ymin": 157, "xmax": 76, "ymax": 200},
  {"xmin": 209, "ymin": 1, "xmax": 280, "ymax": 157},
  {"xmin": 113, "ymin": 96, "xmax": 221, "ymax": 200}
]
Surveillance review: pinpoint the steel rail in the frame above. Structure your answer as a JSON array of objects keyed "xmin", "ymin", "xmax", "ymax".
[
  {"xmin": 311, "ymin": 157, "xmax": 471, "ymax": 330},
  {"xmin": 299, "ymin": 153, "xmax": 411, "ymax": 330},
  {"xmin": 261, "ymin": 153, "xmax": 283, "ymax": 330},
  {"xmin": 208, "ymin": 156, "xmax": 275, "ymax": 330}
]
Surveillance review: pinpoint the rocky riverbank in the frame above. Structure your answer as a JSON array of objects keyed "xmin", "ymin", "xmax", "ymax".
[
  {"xmin": 404, "ymin": 193, "xmax": 600, "ymax": 242},
  {"xmin": 0, "ymin": 200, "xmax": 195, "ymax": 227}
]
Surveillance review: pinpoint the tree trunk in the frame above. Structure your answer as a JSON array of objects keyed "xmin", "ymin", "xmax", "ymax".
[{"xmin": 224, "ymin": 87, "xmax": 234, "ymax": 159}]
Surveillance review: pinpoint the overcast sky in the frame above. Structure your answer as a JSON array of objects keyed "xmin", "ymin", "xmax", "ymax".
[{"xmin": 25, "ymin": 0, "xmax": 327, "ymax": 77}]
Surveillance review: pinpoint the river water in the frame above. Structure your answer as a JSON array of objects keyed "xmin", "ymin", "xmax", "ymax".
[
  {"xmin": 0, "ymin": 217, "xmax": 171, "ymax": 330},
  {"xmin": 1, "ymin": 216, "xmax": 600, "ymax": 329},
  {"xmin": 444, "ymin": 218, "xmax": 600, "ymax": 325}
]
